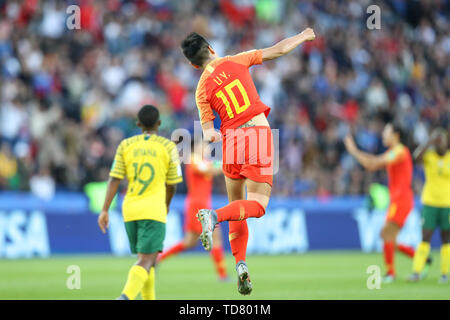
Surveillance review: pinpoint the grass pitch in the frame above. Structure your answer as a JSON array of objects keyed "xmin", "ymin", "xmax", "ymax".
[{"xmin": 0, "ymin": 251, "xmax": 448, "ymax": 300}]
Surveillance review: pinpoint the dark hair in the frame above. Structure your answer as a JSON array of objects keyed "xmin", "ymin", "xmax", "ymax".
[
  {"xmin": 391, "ymin": 122, "xmax": 407, "ymax": 143},
  {"xmin": 378, "ymin": 110, "xmax": 406, "ymax": 142},
  {"xmin": 138, "ymin": 105, "xmax": 159, "ymax": 128},
  {"xmin": 181, "ymin": 32, "xmax": 211, "ymax": 66},
  {"xmin": 378, "ymin": 110, "xmax": 394, "ymax": 124}
]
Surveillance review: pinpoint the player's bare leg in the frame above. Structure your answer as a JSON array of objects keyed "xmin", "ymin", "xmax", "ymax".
[
  {"xmin": 157, "ymin": 231, "xmax": 199, "ymax": 263},
  {"xmin": 184, "ymin": 231, "xmax": 200, "ymax": 248},
  {"xmin": 136, "ymin": 252, "xmax": 159, "ymax": 271},
  {"xmin": 212, "ymin": 228, "xmax": 224, "ymax": 247},
  {"xmin": 225, "ymin": 175, "xmax": 246, "ymax": 200},
  {"xmin": 246, "ymin": 178, "xmax": 272, "ymax": 209}
]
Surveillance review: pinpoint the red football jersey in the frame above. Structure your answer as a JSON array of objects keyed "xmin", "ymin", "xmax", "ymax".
[
  {"xmin": 386, "ymin": 144, "xmax": 414, "ymax": 203},
  {"xmin": 195, "ymin": 50, "xmax": 271, "ymax": 133},
  {"xmin": 185, "ymin": 161, "xmax": 213, "ymax": 204}
]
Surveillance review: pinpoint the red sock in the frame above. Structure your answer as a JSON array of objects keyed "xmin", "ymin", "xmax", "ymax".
[
  {"xmin": 210, "ymin": 246, "xmax": 228, "ymax": 279},
  {"xmin": 228, "ymin": 220, "xmax": 248, "ymax": 264},
  {"xmin": 157, "ymin": 242, "xmax": 186, "ymax": 263},
  {"xmin": 383, "ymin": 242, "xmax": 395, "ymax": 276},
  {"xmin": 397, "ymin": 244, "xmax": 415, "ymax": 258},
  {"xmin": 216, "ymin": 200, "xmax": 265, "ymax": 223}
]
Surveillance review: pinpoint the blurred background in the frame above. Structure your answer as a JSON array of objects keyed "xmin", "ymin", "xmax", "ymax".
[
  {"xmin": 0, "ymin": 0, "xmax": 449, "ymax": 258},
  {"xmin": 0, "ymin": 0, "xmax": 449, "ymax": 300}
]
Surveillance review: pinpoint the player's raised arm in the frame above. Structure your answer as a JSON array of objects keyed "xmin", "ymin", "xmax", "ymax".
[
  {"xmin": 344, "ymin": 134, "xmax": 400, "ymax": 172},
  {"xmin": 413, "ymin": 128, "xmax": 443, "ymax": 162},
  {"xmin": 261, "ymin": 28, "xmax": 315, "ymax": 61}
]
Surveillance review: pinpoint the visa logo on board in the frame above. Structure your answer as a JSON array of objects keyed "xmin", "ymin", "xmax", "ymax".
[
  {"xmin": 247, "ymin": 208, "xmax": 309, "ymax": 254},
  {"xmin": 0, "ymin": 210, "xmax": 50, "ymax": 259},
  {"xmin": 352, "ymin": 208, "xmax": 421, "ymax": 252}
]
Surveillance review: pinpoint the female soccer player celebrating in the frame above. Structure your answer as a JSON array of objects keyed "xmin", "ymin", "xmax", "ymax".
[
  {"xmin": 344, "ymin": 122, "xmax": 416, "ymax": 283},
  {"xmin": 181, "ymin": 28, "xmax": 315, "ymax": 295}
]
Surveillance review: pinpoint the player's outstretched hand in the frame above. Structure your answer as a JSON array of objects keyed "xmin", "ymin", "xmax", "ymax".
[
  {"xmin": 98, "ymin": 210, "xmax": 109, "ymax": 234},
  {"xmin": 301, "ymin": 28, "xmax": 315, "ymax": 42}
]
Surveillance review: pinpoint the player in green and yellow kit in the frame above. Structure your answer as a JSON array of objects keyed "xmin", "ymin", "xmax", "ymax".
[
  {"xmin": 408, "ymin": 128, "xmax": 450, "ymax": 283},
  {"xmin": 98, "ymin": 105, "xmax": 183, "ymax": 299}
]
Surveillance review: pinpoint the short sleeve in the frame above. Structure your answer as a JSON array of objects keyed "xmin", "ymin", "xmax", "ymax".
[
  {"xmin": 166, "ymin": 142, "xmax": 183, "ymax": 185},
  {"xmin": 110, "ymin": 141, "xmax": 126, "ymax": 179},
  {"xmin": 228, "ymin": 49, "xmax": 263, "ymax": 67},
  {"xmin": 386, "ymin": 145, "xmax": 406, "ymax": 164},
  {"xmin": 195, "ymin": 78, "xmax": 215, "ymax": 124}
]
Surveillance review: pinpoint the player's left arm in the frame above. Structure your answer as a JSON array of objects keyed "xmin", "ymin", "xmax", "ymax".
[
  {"xmin": 261, "ymin": 28, "xmax": 315, "ymax": 61},
  {"xmin": 165, "ymin": 142, "xmax": 183, "ymax": 212},
  {"xmin": 344, "ymin": 134, "xmax": 404, "ymax": 171},
  {"xmin": 165, "ymin": 183, "xmax": 176, "ymax": 212}
]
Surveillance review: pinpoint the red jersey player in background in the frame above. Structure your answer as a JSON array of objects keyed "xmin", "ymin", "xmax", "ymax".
[
  {"xmin": 344, "ymin": 121, "xmax": 416, "ymax": 283},
  {"xmin": 181, "ymin": 28, "xmax": 315, "ymax": 295},
  {"xmin": 157, "ymin": 141, "xmax": 228, "ymax": 281}
]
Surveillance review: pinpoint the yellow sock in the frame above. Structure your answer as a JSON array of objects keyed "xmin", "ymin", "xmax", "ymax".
[
  {"xmin": 141, "ymin": 267, "xmax": 156, "ymax": 300},
  {"xmin": 122, "ymin": 265, "xmax": 148, "ymax": 300},
  {"xmin": 412, "ymin": 242, "xmax": 430, "ymax": 273},
  {"xmin": 441, "ymin": 244, "xmax": 450, "ymax": 276}
]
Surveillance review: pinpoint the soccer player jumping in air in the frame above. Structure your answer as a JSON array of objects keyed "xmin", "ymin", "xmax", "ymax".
[
  {"xmin": 344, "ymin": 122, "xmax": 417, "ymax": 283},
  {"xmin": 98, "ymin": 105, "xmax": 183, "ymax": 300},
  {"xmin": 181, "ymin": 28, "xmax": 315, "ymax": 295}
]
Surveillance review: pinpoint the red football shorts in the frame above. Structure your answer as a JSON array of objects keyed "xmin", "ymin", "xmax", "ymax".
[
  {"xmin": 184, "ymin": 198, "xmax": 211, "ymax": 234},
  {"xmin": 386, "ymin": 200, "xmax": 413, "ymax": 228},
  {"xmin": 222, "ymin": 126, "xmax": 273, "ymax": 186}
]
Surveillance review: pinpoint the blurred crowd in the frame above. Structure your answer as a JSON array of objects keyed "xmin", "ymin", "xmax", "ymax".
[{"xmin": 0, "ymin": 0, "xmax": 449, "ymax": 199}]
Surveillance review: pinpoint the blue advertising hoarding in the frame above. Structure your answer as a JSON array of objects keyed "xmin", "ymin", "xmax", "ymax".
[{"xmin": 0, "ymin": 192, "xmax": 443, "ymax": 259}]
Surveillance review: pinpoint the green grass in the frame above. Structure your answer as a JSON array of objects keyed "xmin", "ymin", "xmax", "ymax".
[{"xmin": 0, "ymin": 251, "xmax": 448, "ymax": 300}]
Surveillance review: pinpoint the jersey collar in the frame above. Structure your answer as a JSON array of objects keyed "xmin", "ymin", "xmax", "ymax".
[{"xmin": 204, "ymin": 58, "xmax": 219, "ymax": 74}]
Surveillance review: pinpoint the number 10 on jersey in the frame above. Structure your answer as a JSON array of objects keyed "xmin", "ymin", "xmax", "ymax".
[{"xmin": 216, "ymin": 79, "xmax": 250, "ymax": 119}]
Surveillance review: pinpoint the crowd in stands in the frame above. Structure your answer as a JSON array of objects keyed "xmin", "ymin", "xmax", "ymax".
[{"xmin": 0, "ymin": 0, "xmax": 448, "ymax": 199}]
